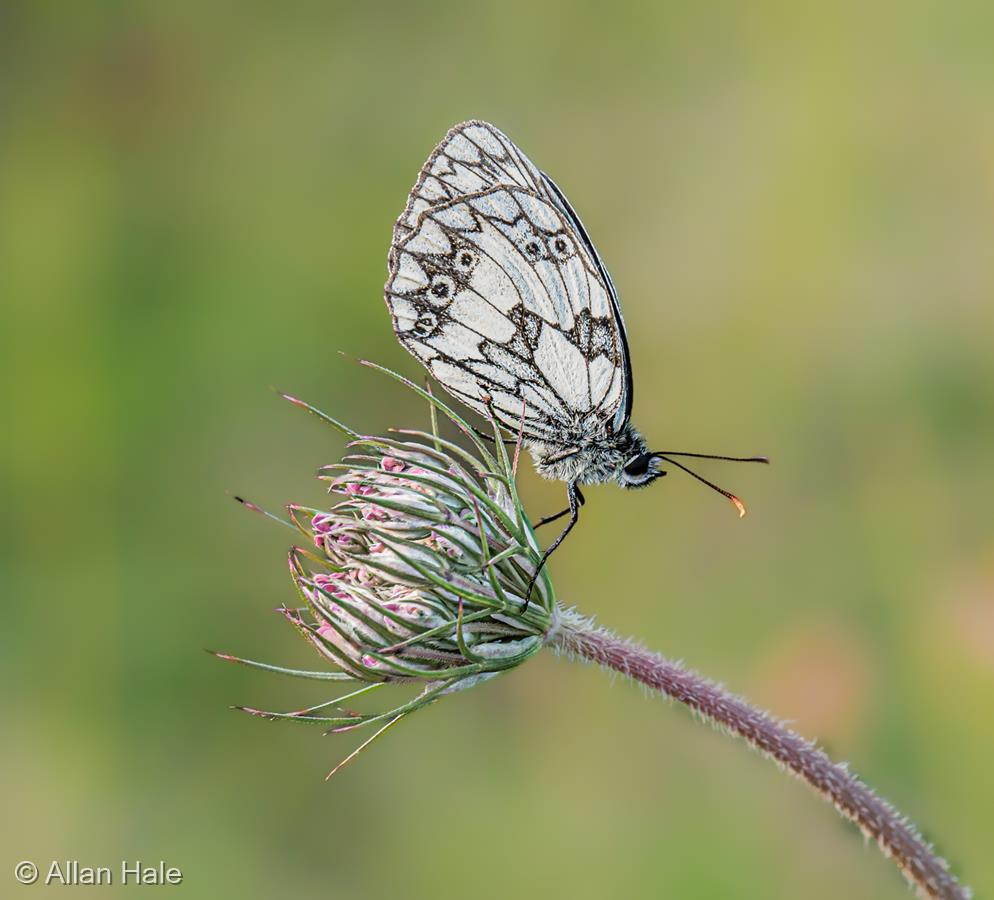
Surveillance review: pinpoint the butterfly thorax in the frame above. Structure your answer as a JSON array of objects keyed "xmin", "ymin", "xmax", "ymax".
[{"xmin": 528, "ymin": 422, "xmax": 648, "ymax": 487}]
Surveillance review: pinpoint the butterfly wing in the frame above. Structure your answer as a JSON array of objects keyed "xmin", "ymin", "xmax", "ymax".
[
  {"xmin": 390, "ymin": 120, "xmax": 547, "ymax": 263},
  {"xmin": 385, "ymin": 122, "xmax": 632, "ymax": 440}
]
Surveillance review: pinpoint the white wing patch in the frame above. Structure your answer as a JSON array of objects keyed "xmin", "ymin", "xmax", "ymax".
[
  {"xmin": 385, "ymin": 121, "xmax": 632, "ymax": 445},
  {"xmin": 588, "ymin": 353, "xmax": 616, "ymax": 408},
  {"xmin": 404, "ymin": 217, "xmax": 451, "ymax": 255},
  {"xmin": 428, "ymin": 322, "xmax": 484, "ymax": 361},
  {"xmin": 469, "ymin": 190, "xmax": 520, "ymax": 223},
  {"xmin": 448, "ymin": 290, "xmax": 515, "ymax": 342},
  {"xmin": 516, "ymin": 191, "xmax": 561, "ymax": 232},
  {"xmin": 535, "ymin": 322, "xmax": 589, "ymax": 411}
]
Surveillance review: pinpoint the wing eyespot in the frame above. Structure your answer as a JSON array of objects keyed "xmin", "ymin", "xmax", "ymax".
[
  {"xmin": 454, "ymin": 248, "xmax": 478, "ymax": 273},
  {"xmin": 547, "ymin": 233, "xmax": 575, "ymax": 261},
  {"xmin": 411, "ymin": 310, "xmax": 439, "ymax": 338},
  {"xmin": 428, "ymin": 275, "xmax": 456, "ymax": 306},
  {"xmin": 520, "ymin": 236, "xmax": 546, "ymax": 261}
]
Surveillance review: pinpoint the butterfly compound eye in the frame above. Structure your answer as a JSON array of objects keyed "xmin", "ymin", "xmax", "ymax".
[{"xmin": 623, "ymin": 453, "xmax": 653, "ymax": 477}]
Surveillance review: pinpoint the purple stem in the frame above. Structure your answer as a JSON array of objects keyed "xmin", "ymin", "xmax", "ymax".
[{"xmin": 550, "ymin": 608, "xmax": 970, "ymax": 900}]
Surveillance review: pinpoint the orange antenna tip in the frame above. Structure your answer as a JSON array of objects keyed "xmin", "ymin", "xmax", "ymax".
[{"xmin": 730, "ymin": 495, "xmax": 747, "ymax": 518}]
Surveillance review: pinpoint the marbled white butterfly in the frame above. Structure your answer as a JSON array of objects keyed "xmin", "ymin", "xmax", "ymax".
[{"xmin": 384, "ymin": 121, "xmax": 766, "ymax": 593}]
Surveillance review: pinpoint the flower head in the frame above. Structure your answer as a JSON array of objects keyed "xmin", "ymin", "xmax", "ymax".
[
  {"xmin": 286, "ymin": 436, "xmax": 554, "ymax": 682},
  {"xmin": 217, "ymin": 365, "xmax": 555, "ymax": 775}
]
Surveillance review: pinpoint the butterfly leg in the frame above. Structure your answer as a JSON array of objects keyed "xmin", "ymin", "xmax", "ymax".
[
  {"xmin": 471, "ymin": 426, "xmax": 516, "ymax": 446},
  {"xmin": 523, "ymin": 482, "xmax": 582, "ymax": 608},
  {"xmin": 533, "ymin": 487, "xmax": 585, "ymax": 529}
]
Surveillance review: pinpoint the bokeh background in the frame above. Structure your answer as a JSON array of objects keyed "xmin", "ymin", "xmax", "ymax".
[{"xmin": 3, "ymin": 3, "xmax": 992, "ymax": 898}]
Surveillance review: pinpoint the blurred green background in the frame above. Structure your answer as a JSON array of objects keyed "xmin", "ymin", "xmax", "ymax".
[{"xmin": 3, "ymin": 2, "xmax": 992, "ymax": 897}]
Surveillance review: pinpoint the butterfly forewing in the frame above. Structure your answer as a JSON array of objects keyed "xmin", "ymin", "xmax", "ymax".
[{"xmin": 385, "ymin": 121, "xmax": 630, "ymax": 444}]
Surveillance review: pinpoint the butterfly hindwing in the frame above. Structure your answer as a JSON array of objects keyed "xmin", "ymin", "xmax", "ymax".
[{"xmin": 386, "ymin": 186, "xmax": 624, "ymax": 439}]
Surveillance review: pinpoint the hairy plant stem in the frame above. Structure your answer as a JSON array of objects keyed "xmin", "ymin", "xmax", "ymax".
[{"xmin": 548, "ymin": 607, "xmax": 969, "ymax": 900}]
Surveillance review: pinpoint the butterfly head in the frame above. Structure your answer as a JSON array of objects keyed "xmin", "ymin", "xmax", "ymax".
[{"xmin": 611, "ymin": 428, "xmax": 665, "ymax": 489}]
